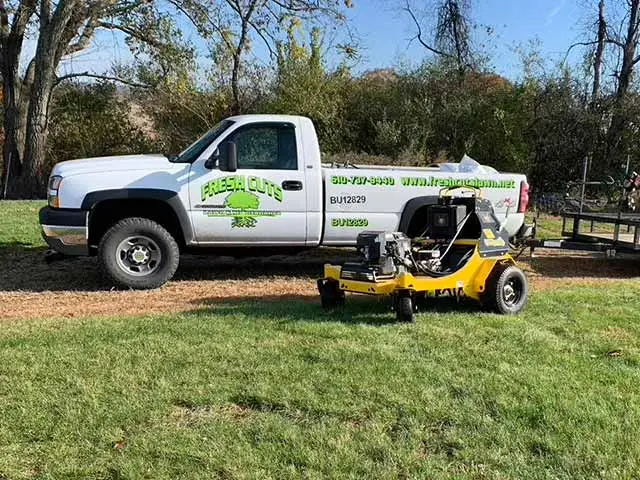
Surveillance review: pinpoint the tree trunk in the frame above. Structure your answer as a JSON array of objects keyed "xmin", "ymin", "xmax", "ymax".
[
  {"xmin": 606, "ymin": 0, "xmax": 640, "ymax": 165},
  {"xmin": 616, "ymin": 2, "xmax": 639, "ymax": 103},
  {"xmin": 0, "ymin": 24, "xmax": 28, "ymax": 199},
  {"xmin": 5, "ymin": 0, "xmax": 76, "ymax": 198},
  {"xmin": 1, "ymin": 73, "xmax": 26, "ymax": 198},
  {"xmin": 14, "ymin": 59, "xmax": 57, "ymax": 198},
  {"xmin": 231, "ymin": 53, "xmax": 241, "ymax": 115},
  {"xmin": 592, "ymin": 0, "xmax": 606, "ymax": 102},
  {"xmin": 231, "ymin": 16, "xmax": 250, "ymax": 115}
]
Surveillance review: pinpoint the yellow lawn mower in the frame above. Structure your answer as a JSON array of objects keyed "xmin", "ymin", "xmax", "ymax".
[{"xmin": 317, "ymin": 189, "xmax": 529, "ymax": 323}]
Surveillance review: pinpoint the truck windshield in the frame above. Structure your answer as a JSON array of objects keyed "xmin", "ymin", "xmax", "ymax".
[{"xmin": 172, "ymin": 120, "xmax": 235, "ymax": 163}]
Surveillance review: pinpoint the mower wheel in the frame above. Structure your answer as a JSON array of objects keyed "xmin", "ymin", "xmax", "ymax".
[
  {"xmin": 318, "ymin": 280, "xmax": 345, "ymax": 309},
  {"xmin": 485, "ymin": 264, "xmax": 528, "ymax": 315},
  {"xmin": 395, "ymin": 295, "xmax": 415, "ymax": 323}
]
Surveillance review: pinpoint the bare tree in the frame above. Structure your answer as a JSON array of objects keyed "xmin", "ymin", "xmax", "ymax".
[
  {"xmin": 567, "ymin": 0, "xmax": 640, "ymax": 162},
  {"xmin": 436, "ymin": 0, "xmax": 473, "ymax": 71},
  {"xmin": 604, "ymin": 0, "xmax": 640, "ymax": 163},
  {"xmin": 592, "ymin": 0, "xmax": 607, "ymax": 101},
  {"xmin": 404, "ymin": 0, "xmax": 475, "ymax": 73},
  {"xmin": 611, "ymin": 0, "xmax": 640, "ymax": 99}
]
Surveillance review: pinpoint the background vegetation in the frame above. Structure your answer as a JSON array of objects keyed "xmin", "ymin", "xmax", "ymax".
[{"xmin": 2, "ymin": 0, "xmax": 640, "ymax": 198}]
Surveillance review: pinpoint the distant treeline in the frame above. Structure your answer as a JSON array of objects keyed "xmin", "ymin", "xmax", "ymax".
[{"xmin": 45, "ymin": 60, "xmax": 640, "ymax": 197}]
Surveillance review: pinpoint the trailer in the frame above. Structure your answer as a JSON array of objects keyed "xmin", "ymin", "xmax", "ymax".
[
  {"xmin": 529, "ymin": 157, "xmax": 640, "ymax": 256},
  {"xmin": 530, "ymin": 211, "xmax": 640, "ymax": 256}
]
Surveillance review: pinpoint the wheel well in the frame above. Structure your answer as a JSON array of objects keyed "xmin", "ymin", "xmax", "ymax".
[{"xmin": 88, "ymin": 199, "xmax": 185, "ymax": 251}]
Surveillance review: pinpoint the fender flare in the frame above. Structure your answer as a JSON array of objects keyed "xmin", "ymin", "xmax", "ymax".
[
  {"xmin": 81, "ymin": 189, "xmax": 195, "ymax": 245},
  {"xmin": 397, "ymin": 196, "xmax": 440, "ymax": 234}
]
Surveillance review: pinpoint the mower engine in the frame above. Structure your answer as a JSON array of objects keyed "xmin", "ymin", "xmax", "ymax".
[
  {"xmin": 338, "ymin": 196, "xmax": 496, "ymax": 282},
  {"xmin": 340, "ymin": 231, "xmax": 413, "ymax": 282}
]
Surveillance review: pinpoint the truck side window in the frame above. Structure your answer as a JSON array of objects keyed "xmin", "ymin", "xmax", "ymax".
[{"xmin": 231, "ymin": 124, "xmax": 298, "ymax": 170}]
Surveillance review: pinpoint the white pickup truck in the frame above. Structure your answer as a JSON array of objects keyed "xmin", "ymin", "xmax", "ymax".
[{"xmin": 40, "ymin": 114, "xmax": 530, "ymax": 289}]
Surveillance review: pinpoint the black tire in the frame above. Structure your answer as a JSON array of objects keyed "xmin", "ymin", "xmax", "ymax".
[
  {"xmin": 395, "ymin": 295, "xmax": 415, "ymax": 323},
  {"xmin": 98, "ymin": 217, "xmax": 180, "ymax": 290},
  {"xmin": 319, "ymin": 280, "xmax": 345, "ymax": 309},
  {"xmin": 485, "ymin": 264, "xmax": 528, "ymax": 315}
]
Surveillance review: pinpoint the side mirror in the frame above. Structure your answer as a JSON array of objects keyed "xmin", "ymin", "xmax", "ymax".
[
  {"xmin": 204, "ymin": 149, "xmax": 219, "ymax": 169},
  {"xmin": 218, "ymin": 141, "xmax": 238, "ymax": 172}
]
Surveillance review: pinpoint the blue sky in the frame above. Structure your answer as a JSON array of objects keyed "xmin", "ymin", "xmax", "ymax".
[
  {"xmin": 58, "ymin": 0, "xmax": 589, "ymax": 81},
  {"xmin": 348, "ymin": 0, "xmax": 586, "ymax": 78}
]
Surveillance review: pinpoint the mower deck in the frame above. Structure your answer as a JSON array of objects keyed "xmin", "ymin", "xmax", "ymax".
[{"xmin": 322, "ymin": 246, "xmax": 513, "ymax": 301}]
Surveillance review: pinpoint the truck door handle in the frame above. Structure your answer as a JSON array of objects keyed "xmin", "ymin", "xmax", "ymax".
[{"xmin": 282, "ymin": 180, "xmax": 303, "ymax": 191}]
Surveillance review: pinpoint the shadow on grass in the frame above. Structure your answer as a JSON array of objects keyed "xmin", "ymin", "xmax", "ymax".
[
  {"xmin": 0, "ymin": 241, "xmax": 47, "ymax": 252},
  {"xmin": 1, "ymin": 238, "xmax": 638, "ymax": 294},
  {"xmin": 183, "ymin": 294, "xmax": 400, "ymax": 326},
  {"xmin": 0, "ymin": 242, "xmax": 103, "ymax": 293},
  {"xmin": 0, "ymin": 244, "xmax": 355, "ymax": 293},
  {"xmin": 186, "ymin": 295, "xmax": 484, "ymax": 326}
]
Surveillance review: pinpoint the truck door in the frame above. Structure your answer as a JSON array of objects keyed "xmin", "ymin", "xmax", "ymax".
[{"xmin": 189, "ymin": 122, "xmax": 308, "ymax": 245}]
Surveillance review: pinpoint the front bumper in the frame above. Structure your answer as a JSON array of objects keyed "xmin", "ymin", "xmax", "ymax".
[{"xmin": 39, "ymin": 207, "xmax": 89, "ymax": 256}]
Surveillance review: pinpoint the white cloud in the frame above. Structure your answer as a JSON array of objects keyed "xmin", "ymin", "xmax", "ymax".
[{"xmin": 545, "ymin": 0, "xmax": 566, "ymax": 26}]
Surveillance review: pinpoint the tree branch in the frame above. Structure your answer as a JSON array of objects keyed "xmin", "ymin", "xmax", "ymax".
[
  {"xmin": 11, "ymin": 0, "xmax": 36, "ymax": 38},
  {"xmin": 65, "ymin": 15, "xmax": 100, "ymax": 56},
  {"xmin": 563, "ymin": 37, "xmax": 631, "ymax": 65},
  {"xmin": 165, "ymin": 0, "xmax": 236, "ymax": 54},
  {"xmin": 56, "ymin": 72, "xmax": 150, "ymax": 88},
  {"xmin": 165, "ymin": 0, "xmax": 208, "ymax": 36},
  {"xmin": 0, "ymin": 0, "xmax": 9, "ymax": 40},
  {"xmin": 403, "ymin": 1, "xmax": 452, "ymax": 58},
  {"xmin": 271, "ymin": 0, "xmax": 341, "ymax": 17},
  {"xmin": 246, "ymin": 15, "xmax": 278, "ymax": 59},
  {"xmin": 606, "ymin": 37, "xmax": 626, "ymax": 48},
  {"xmin": 98, "ymin": 21, "xmax": 165, "ymax": 49},
  {"xmin": 563, "ymin": 40, "xmax": 600, "ymax": 64},
  {"xmin": 40, "ymin": 0, "xmax": 51, "ymax": 26}
]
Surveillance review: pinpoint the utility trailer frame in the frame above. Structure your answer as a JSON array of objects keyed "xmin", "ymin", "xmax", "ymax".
[
  {"xmin": 531, "ymin": 211, "xmax": 640, "ymax": 256},
  {"xmin": 529, "ymin": 155, "xmax": 640, "ymax": 255}
]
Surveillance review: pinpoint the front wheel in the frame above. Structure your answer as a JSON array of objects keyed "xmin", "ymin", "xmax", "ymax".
[
  {"xmin": 394, "ymin": 295, "xmax": 415, "ymax": 323},
  {"xmin": 98, "ymin": 217, "xmax": 180, "ymax": 289},
  {"xmin": 318, "ymin": 280, "xmax": 345, "ymax": 309}
]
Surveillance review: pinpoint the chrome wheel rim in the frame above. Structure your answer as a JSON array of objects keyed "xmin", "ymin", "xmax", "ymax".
[
  {"xmin": 502, "ymin": 278, "xmax": 522, "ymax": 307},
  {"xmin": 115, "ymin": 235, "xmax": 162, "ymax": 277}
]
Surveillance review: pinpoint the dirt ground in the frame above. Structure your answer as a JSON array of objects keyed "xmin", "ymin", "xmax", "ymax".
[{"xmin": 1, "ymin": 247, "xmax": 639, "ymax": 321}]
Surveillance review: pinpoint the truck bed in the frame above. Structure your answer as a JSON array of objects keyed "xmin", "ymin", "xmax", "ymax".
[{"xmin": 319, "ymin": 162, "xmax": 527, "ymax": 244}]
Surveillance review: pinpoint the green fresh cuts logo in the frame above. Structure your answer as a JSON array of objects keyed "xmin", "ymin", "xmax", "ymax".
[
  {"xmin": 200, "ymin": 175, "xmax": 283, "ymax": 228},
  {"xmin": 201, "ymin": 175, "xmax": 283, "ymax": 202}
]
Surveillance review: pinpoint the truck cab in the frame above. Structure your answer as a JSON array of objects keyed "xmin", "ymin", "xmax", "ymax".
[{"xmin": 187, "ymin": 115, "xmax": 324, "ymax": 246}]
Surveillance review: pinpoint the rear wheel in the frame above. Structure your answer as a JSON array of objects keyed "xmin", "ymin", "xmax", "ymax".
[
  {"xmin": 485, "ymin": 264, "xmax": 528, "ymax": 315},
  {"xmin": 98, "ymin": 217, "xmax": 180, "ymax": 290}
]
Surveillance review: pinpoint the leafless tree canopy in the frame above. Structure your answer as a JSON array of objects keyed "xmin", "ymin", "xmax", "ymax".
[{"xmin": 403, "ymin": 0, "xmax": 475, "ymax": 72}]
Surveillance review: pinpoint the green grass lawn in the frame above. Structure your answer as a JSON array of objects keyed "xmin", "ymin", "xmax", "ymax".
[
  {"xmin": 528, "ymin": 214, "xmax": 563, "ymax": 240},
  {"xmin": 0, "ymin": 200, "xmax": 46, "ymax": 249},
  {"xmin": 2, "ymin": 291, "xmax": 640, "ymax": 479},
  {"xmin": 2, "ymin": 201, "xmax": 640, "ymax": 479}
]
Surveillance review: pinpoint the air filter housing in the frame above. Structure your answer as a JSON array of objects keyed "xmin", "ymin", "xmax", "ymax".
[{"xmin": 427, "ymin": 205, "xmax": 467, "ymax": 239}]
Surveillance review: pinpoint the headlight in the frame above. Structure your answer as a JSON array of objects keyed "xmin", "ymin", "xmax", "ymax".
[{"xmin": 48, "ymin": 175, "xmax": 63, "ymax": 208}]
